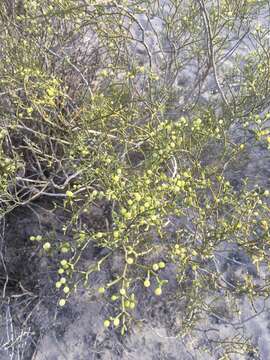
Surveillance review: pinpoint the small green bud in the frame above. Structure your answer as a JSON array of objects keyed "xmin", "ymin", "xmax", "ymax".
[
  {"xmin": 154, "ymin": 287, "xmax": 162, "ymax": 296},
  {"xmin": 144, "ymin": 279, "xmax": 151, "ymax": 288},
  {"xmin": 66, "ymin": 190, "xmax": 74, "ymax": 197},
  {"xmin": 59, "ymin": 299, "xmax": 66, "ymax": 307},
  {"xmin": 129, "ymin": 302, "xmax": 136, "ymax": 310},
  {"xmin": 43, "ymin": 242, "xmax": 51, "ymax": 251},
  {"xmin": 60, "ymin": 259, "xmax": 68, "ymax": 267},
  {"xmin": 119, "ymin": 288, "xmax": 126, "ymax": 296},
  {"xmin": 134, "ymin": 193, "xmax": 141, "ymax": 201},
  {"xmin": 104, "ymin": 319, "xmax": 110, "ymax": 328},
  {"xmin": 126, "ymin": 257, "xmax": 134, "ymax": 265},
  {"xmin": 98, "ymin": 287, "xmax": 106, "ymax": 294},
  {"xmin": 158, "ymin": 261, "xmax": 166, "ymax": 269}
]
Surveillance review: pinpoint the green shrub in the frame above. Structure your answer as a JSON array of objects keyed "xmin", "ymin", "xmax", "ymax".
[{"xmin": 1, "ymin": 0, "xmax": 270, "ymax": 357}]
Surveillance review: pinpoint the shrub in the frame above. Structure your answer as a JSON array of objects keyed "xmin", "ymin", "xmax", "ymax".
[{"xmin": 1, "ymin": 0, "xmax": 270, "ymax": 358}]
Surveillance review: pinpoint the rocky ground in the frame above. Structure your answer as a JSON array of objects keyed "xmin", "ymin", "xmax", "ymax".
[{"xmin": 1, "ymin": 195, "xmax": 270, "ymax": 360}]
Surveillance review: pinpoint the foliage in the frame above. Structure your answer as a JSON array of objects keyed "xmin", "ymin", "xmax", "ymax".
[{"xmin": 1, "ymin": 0, "xmax": 270, "ymax": 358}]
